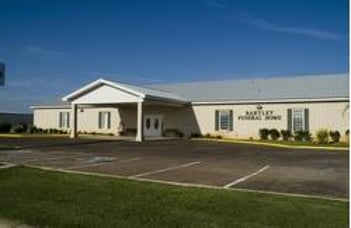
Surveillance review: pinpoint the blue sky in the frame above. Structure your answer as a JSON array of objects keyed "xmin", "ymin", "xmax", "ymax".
[{"xmin": 0, "ymin": 0, "xmax": 348, "ymax": 113}]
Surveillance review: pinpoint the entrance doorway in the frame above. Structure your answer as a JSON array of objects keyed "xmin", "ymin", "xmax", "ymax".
[{"xmin": 144, "ymin": 115, "xmax": 163, "ymax": 137}]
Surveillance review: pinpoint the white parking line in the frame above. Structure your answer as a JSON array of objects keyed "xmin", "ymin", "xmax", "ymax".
[
  {"xmin": 67, "ymin": 157, "xmax": 141, "ymax": 170},
  {"xmin": 119, "ymin": 157, "xmax": 141, "ymax": 163},
  {"xmin": 224, "ymin": 165, "xmax": 270, "ymax": 189},
  {"xmin": 132, "ymin": 161, "xmax": 202, "ymax": 178},
  {"xmin": 24, "ymin": 155, "xmax": 92, "ymax": 163}
]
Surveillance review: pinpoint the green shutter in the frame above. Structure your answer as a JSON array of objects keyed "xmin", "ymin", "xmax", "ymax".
[
  {"xmin": 287, "ymin": 109, "xmax": 292, "ymax": 132},
  {"xmin": 59, "ymin": 112, "xmax": 62, "ymax": 128},
  {"xmin": 67, "ymin": 112, "xmax": 70, "ymax": 128},
  {"xmin": 107, "ymin": 112, "xmax": 111, "ymax": 129},
  {"xmin": 304, "ymin": 109, "xmax": 309, "ymax": 131},
  {"xmin": 215, "ymin": 110, "xmax": 219, "ymax": 131},
  {"xmin": 98, "ymin": 112, "xmax": 102, "ymax": 129},
  {"xmin": 229, "ymin": 110, "xmax": 233, "ymax": 131}
]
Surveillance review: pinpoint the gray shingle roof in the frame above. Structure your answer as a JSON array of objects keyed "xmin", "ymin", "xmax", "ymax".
[
  {"xmin": 150, "ymin": 73, "xmax": 349, "ymax": 102},
  {"xmin": 33, "ymin": 73, "xmax": 349, "ymax": 108},
  {"xmin": 107, "ymin": 80, "xmax": 188, "ymax": 102}
]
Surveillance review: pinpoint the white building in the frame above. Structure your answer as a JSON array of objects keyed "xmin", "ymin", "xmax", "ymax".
[{"xmin": 31, "ymin": 73, "xmax": 349, "ymax": 141}]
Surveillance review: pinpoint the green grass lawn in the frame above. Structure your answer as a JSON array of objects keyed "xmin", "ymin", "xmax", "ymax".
[
  {"xmin": 0, "ymin": 133, "xmax": 67, "ymax": 138},
  {"xmin": 0, "ymin": 167, "xmax": 348, "ymax": 228}
]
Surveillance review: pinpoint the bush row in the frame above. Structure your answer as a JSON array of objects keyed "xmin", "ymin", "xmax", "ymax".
[
  {"xmin": 0, "ymin": 122, "xmax": 68, "ymax": 134},
  {"xmin": 191, "ymin": 133, "xmax": 222, "ymax": 139},
  {"xmin": 315, "ymin": 129, "xmax": 344, "ymax": 144},
  {"xmin": 259, "ymin": 128, "xmax": 311, "ymax": 141},
  {"xmin": 259, "ymin": 128, "xmax": 347, "ymax": 144}
]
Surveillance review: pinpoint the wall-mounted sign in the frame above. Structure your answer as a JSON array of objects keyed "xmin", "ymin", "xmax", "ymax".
[{"xmin": 238, "ymin": 109, "xmax": 282, "ymax": 121}]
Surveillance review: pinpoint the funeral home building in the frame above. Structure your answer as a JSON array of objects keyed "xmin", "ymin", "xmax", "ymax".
[{"xmin": 31, "ymin": 73, "xmax": 349, "ymax": 141}]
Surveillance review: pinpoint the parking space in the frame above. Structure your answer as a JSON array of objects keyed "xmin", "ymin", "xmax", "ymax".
[{"xmin": 0, "ymin": 137, "xmax": 348, "ymax": 198}]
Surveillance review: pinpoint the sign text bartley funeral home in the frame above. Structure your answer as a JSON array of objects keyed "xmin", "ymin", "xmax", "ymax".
[{"xmin": 238, "ymin": 108, "xmax": 282, "ymax": 121}]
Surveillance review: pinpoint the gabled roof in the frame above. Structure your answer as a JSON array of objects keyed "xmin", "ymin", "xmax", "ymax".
[
  {"xmin": 62, "ymin": 78, "xmax": 188, "ymax": 104},
  {"xmin": 34, "ymin": 73, "xmax": 348, "ymax": 109},
  {"xmin": 150, "ymin": 73, "xmax": 349, "ymax": 103}
]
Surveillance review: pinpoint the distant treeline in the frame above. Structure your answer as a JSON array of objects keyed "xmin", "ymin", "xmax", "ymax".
[{"xmin": 0, "ymin": 113, "xmax": 33, "ymax": 125}]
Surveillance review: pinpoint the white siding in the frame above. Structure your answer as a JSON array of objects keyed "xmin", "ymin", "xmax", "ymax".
[
  {"xmin": 34, "ymin": 108, "xmax": 70, "ymax": 129},
  {"xmin": 34, "ymin": 107, "xmax": 121, "ymax": 135},
  {"xmin": 192, "ymin": 101, "xmax": 349, "ymax": 139},
  {"xmin": 73, "ymin": 85, "xmax": 142, "ymax": 104},
  {"xmin": 33, "ymin": 101, "xmax": 349, "ymax": 140}
]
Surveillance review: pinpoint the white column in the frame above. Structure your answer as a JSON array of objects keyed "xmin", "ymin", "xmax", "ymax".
[
  {"xmin": 70, "ymin": 103, "xmax": 78, "ymax": 138},
  {"xmin": 136, "ymin": 101, "xmax": 143, "ymax": 142}
]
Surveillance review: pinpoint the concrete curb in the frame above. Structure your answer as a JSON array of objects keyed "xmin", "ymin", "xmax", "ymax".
[
  {"xmin": 22, "ymin": 164, "xmax": 348, "ymax": 203},
  {"xmin": 0, "ymin": 162, "xmax": 17, "ymax": 169},
  {"xmin": 193, "ymin": 138, "xmax": 349, "ymax": 151}
]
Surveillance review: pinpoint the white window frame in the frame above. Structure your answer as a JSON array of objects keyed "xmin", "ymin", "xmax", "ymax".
[
  {"xmin": 59, "ymin": 112, "xmax": 70, "ymax": 129},
  {"xmin": 218, "ymin": 110, "xmax": 230, "ymax": 131},
  {"xmin": 99, "ymin": 111, "xmax": 111, "ymax": 129},
  {"xmin": 292, "ymin": 108, "xmax": 305, "ymax": 132}
]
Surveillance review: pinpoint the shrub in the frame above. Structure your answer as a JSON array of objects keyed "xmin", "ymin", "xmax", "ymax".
[
  {"xmin": 52, "ymin": 129, "xmax": 58, "ymax": 134},
  {"xmin": 316, "ymin": 129, "xmax": 329, "ymax": 144},
  {"xmin": 215, "ymin": 135, "xmax": 222, "ymax": 139},
  {"xmin": 164, "ymin": 129, "xmax": 183, "ymax": 138},
  {"xmin": 280, "ymin": 130, "xmax": 292, "ymax": 141},
  {"xmin": 191, "ymin": 132, "xmax": 202, "ymax": 138},
  {"xmin": 259, "ymin": 128, "xmax": 269, "ymax": 140},
  {"xmin": 0, "ymin": 122, "xmax": 11, "ymax": 133},
  {"xmin": 125, "ymin": 128, "xmax": 136, "ymax": 136},
  {"xmin": 269, "ymin": 129, "xmax": 280, "ymax": 141},
  {"xmin": 346, "ymin": 130, "xmax": 350, "ymax": 143},
  {"xmin": 177, "ymin": 131, "xmax": 184, "ymax": 138},
  {"xmin": 26, "ymin": 125, "xmax": 38, "ymax": 134},
  {"xmin": 329, "ymin": 131, "xmax": 341, "ymax": 143},
  {"xmin": 294, "ymin": 131, "xmax": 312, "ymax": 142},
  {"xmin": 36, "ymin": 128, "xmax": 43, "ymax": 134},
  {"xmin": 205, "ymin": 133, "xmax": 211, "ymax": 138},
  {"xmin": 10, "ymin": 124, "xmax": 27, "ymax": 134}
]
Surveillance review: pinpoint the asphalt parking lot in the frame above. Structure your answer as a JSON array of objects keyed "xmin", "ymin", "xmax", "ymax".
[{"xmin": 0, "ymin": 137, "xmax": 348, "ymax": 199}]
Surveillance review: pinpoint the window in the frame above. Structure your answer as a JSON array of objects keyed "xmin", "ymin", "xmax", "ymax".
[
  {"xmin": 146, "ymin": 118, "xmax": 151, "ymax": 129},
  {"xmin": 59, "ymin": 112, "xmax": 70, "ymax": 128},
  {"xmin": 219, "ymin": 110, "xmax": 230, "ymax": 130},
  {"xmin": 292, "ymin": 108, "xmax": 304, "ymax": 132},
  {"xmin": 98, "ymin": 112, "xmax": 111, "ymax": 129},
  {"xmin": 215, "ymin": 110, "xmax": 233, "ymax": 131}
]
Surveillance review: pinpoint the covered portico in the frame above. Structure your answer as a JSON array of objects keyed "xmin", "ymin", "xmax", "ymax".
[{"xmin": 62, "ymin": 78, "xmax": 189, "ymax": 142}]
